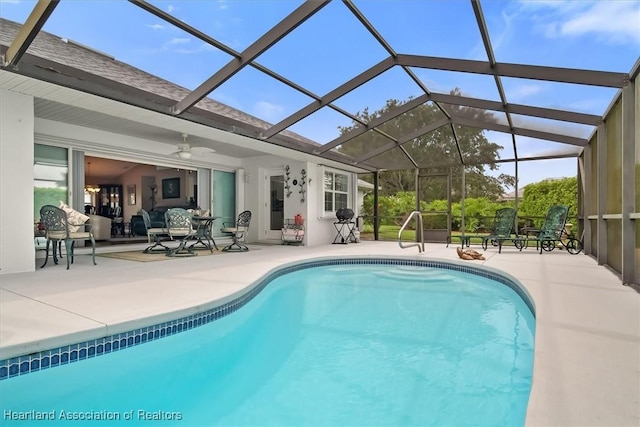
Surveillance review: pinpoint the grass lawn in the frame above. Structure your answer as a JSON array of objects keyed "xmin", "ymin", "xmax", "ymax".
[
  {"xmin": 361, "ymin": 225, "xmax": 416, "ymax": 240},
  {"xmin": 360, "ymin": 225, "xmax": 525, "ymax": 248}
]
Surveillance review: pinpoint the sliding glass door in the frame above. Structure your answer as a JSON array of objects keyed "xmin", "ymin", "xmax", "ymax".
[
  {"xmin": 34, "ymin": 144, "xmax": 68, "ymax": 222},
  {"xmin": 212, "ymin": 170, "xmax": 236, "ymax": 237}
]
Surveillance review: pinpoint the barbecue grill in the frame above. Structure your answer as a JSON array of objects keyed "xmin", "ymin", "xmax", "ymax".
[{"xmin": 336, "ymin": 208, "xmax": 354, "ymax": 222}]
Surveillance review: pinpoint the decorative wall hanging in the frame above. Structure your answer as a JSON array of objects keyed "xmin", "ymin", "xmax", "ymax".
[
  {"xmin": 299, "ymin": 169, "xmax": 307, "ymax": 203},
  {"xmin": 284, "ymin": 165, "xmax": 292, "ymax": 198},
  {"xmin": 162, "ymin": 177, "xmax": 180, "ymax": 199}
]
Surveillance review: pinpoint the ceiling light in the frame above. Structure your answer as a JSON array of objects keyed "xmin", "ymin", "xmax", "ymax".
[
  {"xmin": 178, "ymin": 151, "xmax": 192, "ymax": 159},
  {"xmin": 85, "ymin": 161, "xmax": 101, "ymax": 193}
]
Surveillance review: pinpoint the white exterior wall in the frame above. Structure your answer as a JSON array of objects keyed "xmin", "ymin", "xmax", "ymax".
[
  {"xmin": 307, "ymin": 163, "xmax": 361, "ymax": 246},
  {"xmin": 242, "ymin": 155, "xmax": 305, "ymax": 243},
  {"xmin": 1, "ymin": 89, "xmax": 35, "ymax": 274},
  {"xmin": 241, "ymin": 156, "xmax": 358, "ymax": 245},
  {"xmin": 306, "ymin": 162, "xmax": 335, "ymax": 246}
]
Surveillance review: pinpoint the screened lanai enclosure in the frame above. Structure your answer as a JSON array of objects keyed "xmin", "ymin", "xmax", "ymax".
[{"xmin": 0, "ymin": 0, "xmax": 638, "ymax": 284}]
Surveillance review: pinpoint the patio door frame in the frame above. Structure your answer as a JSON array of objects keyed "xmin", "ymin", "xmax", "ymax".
[
  {"xmin": 416, "ymin": 170, "xmax": 452, "ymax": 243},
  {"xmin": 261, "ymin": 167, "xmax": 285, "ymax": 240}
]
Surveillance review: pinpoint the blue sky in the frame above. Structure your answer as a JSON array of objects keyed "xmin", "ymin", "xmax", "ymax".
[{"xmin": 1, "ymin": 0, "xmax": 639, "ymax": 188}]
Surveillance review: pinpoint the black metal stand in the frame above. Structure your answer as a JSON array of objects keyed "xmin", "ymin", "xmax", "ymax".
[{"xmin": 333, "ymin": 220, "xmax": 356, "ymax": 244}]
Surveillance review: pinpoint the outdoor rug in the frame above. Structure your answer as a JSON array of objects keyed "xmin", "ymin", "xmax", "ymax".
[{"xmin": 97, "ymin": 249, "xmax": 224, "ymax": 262}]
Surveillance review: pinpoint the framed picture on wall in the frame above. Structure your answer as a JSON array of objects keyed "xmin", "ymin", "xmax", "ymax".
[
  {"xmin": 162, "ymin": 178, "xmax": 180, "ymax": 199},
  {"xmin": 127, "ymin": 185, "xmax": 136, "ymax": 205}
]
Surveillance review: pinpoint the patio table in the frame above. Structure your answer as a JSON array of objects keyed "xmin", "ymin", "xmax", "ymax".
[{"xmin": 188, "ymin": 216, "xmax": 219, "ymax": 252}]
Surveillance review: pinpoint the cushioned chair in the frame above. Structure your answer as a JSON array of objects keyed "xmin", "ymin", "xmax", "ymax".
[
  {"xmin": 221, "ymin": 210, "xmax": 252, "ymax": 252},
  {"xmin": 130, "ymin": 214, "xmax": 145, "ymax": 237},
  {"xmin": 140, "ymin": 209, "xmax": 170, "ymax": 253},
  {"xmin": 87, "ymin": 214, "xmax": 112, "ymax": 241},
  {"xmin": 165, "ymin": 208, "xmax": 197, "ymax": 257},
  {"xmin": 39, "ymin": 205, "xmax": 96, "ymax": 269}
]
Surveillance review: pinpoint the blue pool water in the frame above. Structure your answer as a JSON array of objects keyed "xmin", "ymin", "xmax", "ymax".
[{"xmin": 0, "ymin": 263, "xmax": 535, "ymax": 426}]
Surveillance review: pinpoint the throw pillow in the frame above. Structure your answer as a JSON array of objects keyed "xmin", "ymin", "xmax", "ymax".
[{"xmin": 59, "ymin": 201, "xmax": 90, "ymax": 233}]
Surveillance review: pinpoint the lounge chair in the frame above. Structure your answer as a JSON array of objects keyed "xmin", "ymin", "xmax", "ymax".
[
  {"xmin": 521, "ymin": 204, "xmax": 572, "ymax": 254},
  {"xmin": 480, "ymin": 207, "xmax": 519, "ymax": 253}
]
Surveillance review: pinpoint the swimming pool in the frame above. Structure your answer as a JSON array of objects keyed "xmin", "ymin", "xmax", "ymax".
[{"xmin": 0, "ymin": 258, "xmax": 535, "ymax": 426}]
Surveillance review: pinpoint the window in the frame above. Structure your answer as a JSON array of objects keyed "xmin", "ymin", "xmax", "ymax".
[
  {"xmin": 34, "ymin": 144, "xmax": 68, "ymax": 221},
  {"xmin": 324, "ymin": 169, "xmax": 350, "ymax": 214}
]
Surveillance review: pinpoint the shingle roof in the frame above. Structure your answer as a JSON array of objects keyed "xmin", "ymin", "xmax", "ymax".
[{"xmin": 0, "ymin": 18, "xmax": 320, "ymax": 148}]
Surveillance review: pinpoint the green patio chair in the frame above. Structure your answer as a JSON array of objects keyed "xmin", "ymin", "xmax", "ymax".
[
  {"xmin": 523, "ymin": 204, "xmax": 570, "ymax": 254},
  {"xmin": 39, "ymin": 205, "xmax": 96, "ymax": 269},
  {"xmin": 481, "ymin": 207, "xmax": 518, "ymax": 253}
]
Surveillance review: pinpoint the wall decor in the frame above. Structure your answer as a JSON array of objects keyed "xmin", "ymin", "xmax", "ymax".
[
  {"xmin": 298, "ymin": 169, "xmax": 307, "ymax": 203},
  {"xmin": 162, "ymin": 177, "xmax": 180, "ymax": 199},
  {"xmin": 284, "ymin": 165, "xmax": 292, "ymax": 198},
  {"xmin": 127, "ymin": 185, "xmax": 136, "ymax": 205}
]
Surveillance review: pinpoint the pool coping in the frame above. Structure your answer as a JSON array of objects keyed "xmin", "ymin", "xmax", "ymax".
[{"xmin": 0, "ymin": 256, "xmax": 534, "ymax": 380}]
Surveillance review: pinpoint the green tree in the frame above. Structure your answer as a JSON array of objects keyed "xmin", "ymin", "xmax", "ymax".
[
  {"xmin": 361, "ymin": 192, "xmax": 510, "ymax": 233},
  {"xmin": 519, "ymin": 177, "xmax": 578, "ymax": 224},
  {"xmin": 341, "ymin": 90, "xmax": 515, "ymax": 202},
  {"xmin": 34, "ymin": 187, "xmax": 67, "ymax": 220}
]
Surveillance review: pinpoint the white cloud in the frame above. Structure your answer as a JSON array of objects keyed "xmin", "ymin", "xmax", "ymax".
[
  {"xmin": 518, "ymin": 1, "xmax": 586, "ymax": 14},
  {"xmin": 559, "ymin": 2, "xmax": 640, "ymax": 44},
  {"xmin": 520, "ymin": 0, "xmax": 640, "ymax": 44},
  {"xmin": 253, "ymin": 101, "xmax": 284, "ymax": 122},
  {"xmin": 564, "ymin": 98, "xmax": 609, "ymax": 114},
  {"xmin": 147, "ymin": 24, "xmax": 164, "ymax": 31},
  {"xmin": 508, "ymin": 84, "xmax": 544, "ymax": 102},
  {"xmin": 470, "ymin": 9, "xmax": 516, "ymax": 60},
  {"xmin": 167, "ymin": 38, "xmax": 190, "ymax": 45},
  {"xmin": 136, "ymin": 38, "xmax": 215, "ymax": 55},
  {"xmin": 173, "ymin": 43, "xmax": 217, "ymax": 54},
  {"xmin": 167, "ymin": 5, "xmax": 176, "ymax": 13}
]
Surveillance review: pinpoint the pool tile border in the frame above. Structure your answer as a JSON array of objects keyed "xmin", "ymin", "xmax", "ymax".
[{"xmin": 0, "ymin": 257, "xmax": 533, "ymax": 381}]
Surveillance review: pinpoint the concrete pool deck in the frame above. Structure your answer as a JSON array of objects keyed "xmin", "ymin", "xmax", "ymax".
[{"xmin": 1, "ymin": 241, "xmax": 638, "ymax": 426}]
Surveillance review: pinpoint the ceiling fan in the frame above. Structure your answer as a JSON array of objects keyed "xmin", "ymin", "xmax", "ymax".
[{"xmin": 170, "ymin": 133, "xmax": 216, "ymax": 159}]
